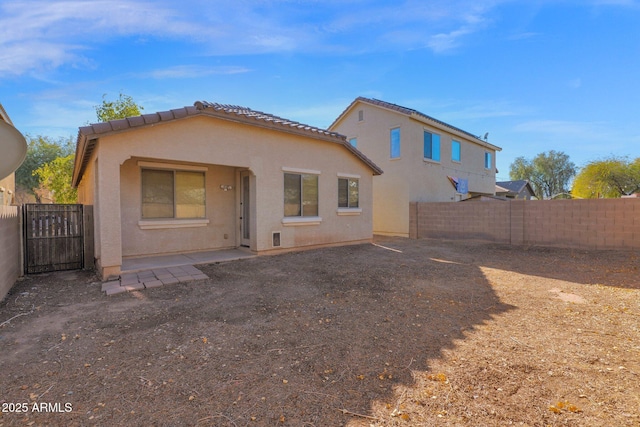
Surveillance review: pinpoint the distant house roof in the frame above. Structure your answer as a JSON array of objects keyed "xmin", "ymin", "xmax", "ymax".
[
  {"xmin": 73, "ymin": 101, "xmax": 383, "ymax": 187},
  {"xmin": 330, "ymin": 97, "xmax": 502, "ymax": 151},
  {"xmin": 461, "ymin": 194, "xmax": 508, "ymax": 202},
  {"xmin": 495, "ymin": 180, "xmax": 536, "ymax": 198}
]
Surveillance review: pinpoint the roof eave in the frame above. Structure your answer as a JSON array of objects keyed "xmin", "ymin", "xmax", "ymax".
[
  {"xmin": 333, "ymin": 97, "xmax": 503, "ymax": 152},
  {"xmin": 72, "ymin": 102, "xmax": 383, "ymax": 186}
]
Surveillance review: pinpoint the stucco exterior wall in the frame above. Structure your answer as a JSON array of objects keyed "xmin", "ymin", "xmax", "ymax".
[
  {"xmin": 0, "ymin": 205, "xmax": 21, "ymax": 302},
  {"xmin": 120, "ymin": 158, "xmax": 237, "ymax": 258},
  {"xmin": 0, "ymin": 174, "xmax": 15, "ymax": 206},
  {"xmin": 332, "ymin": 102, "xmax": 497, "ymax": 237},
  {"xmin": 78, "ymin": 115, "xmax": 375, "ymax": 278}
]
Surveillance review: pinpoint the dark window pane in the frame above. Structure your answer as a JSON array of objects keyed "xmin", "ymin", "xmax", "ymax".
[
  {"xmin": 284, "ymin": 173, "xmax": 301, "ymax": 217},
  {"xmin": 338, "ymin": 178, "xmax": 348, "ymax": 208},
  {"xmin": 142, "ymin": 169, "xmax": 174, "ymax": 218}
]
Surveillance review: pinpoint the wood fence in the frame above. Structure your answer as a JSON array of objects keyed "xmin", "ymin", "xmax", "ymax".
[{"xmin": 23, "ymin": 204, "xmax": 84, "ymax": 274}]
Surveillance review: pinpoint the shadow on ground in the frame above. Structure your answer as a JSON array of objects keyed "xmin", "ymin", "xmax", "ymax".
[
  {"xmin": 409, "ymin": 236, "xmax": 640, "ymax": 290},
  {"xmin": 0, "ymin": 238, "xmax": 513, "ymax": 426}
]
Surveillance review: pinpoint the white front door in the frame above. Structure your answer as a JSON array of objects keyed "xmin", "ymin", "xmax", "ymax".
[{"xmin": 240, "ymin": 171, "xmax": 251, "ymax": 247}]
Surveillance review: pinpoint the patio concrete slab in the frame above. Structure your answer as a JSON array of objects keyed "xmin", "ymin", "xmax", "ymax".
[
  {"xmin": 102, "ymin": 248, "xmax": 254, "ymax": 296},
  {"xmin": 121, "ymin": 248, "xmax": 254, "ymax": 274}
]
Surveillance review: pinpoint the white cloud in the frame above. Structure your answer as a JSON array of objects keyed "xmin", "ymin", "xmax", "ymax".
[
  {"xmin": 427, "ymin": 27, "xmax": 475, "ymax": 53},
  {"xmin": 4, "ymin": 0, "xmax": 635, "ymax": 77},
  {"xmin": 145, "ymin": 65, "xmax": 251, "ymax": 79},
  {"xmin": 0, "ymin": 0, "xmax": 511, "ymax": 76},
  {"xmin": 0, "ymin": 0, "xmax": 204, "ymax": 76}
]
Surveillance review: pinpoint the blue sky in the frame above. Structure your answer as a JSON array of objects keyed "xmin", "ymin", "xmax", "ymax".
[{"xmin": 2, "ymin": 0, "xmax": 639, "ymax": 180}]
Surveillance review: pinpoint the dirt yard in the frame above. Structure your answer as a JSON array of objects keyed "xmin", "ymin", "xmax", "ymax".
[{"xmin": 1, "ymin": 237, "xmax": 639, "ymax": 427}]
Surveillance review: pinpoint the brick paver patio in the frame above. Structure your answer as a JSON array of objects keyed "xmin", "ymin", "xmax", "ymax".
[{"xmin": 101, "ymin": 264, "xmax": 208, "ymax": 295}]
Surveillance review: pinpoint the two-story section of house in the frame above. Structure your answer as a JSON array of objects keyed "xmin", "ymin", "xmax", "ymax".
[{"xmin": 330, "ymin": 97, "xmax": 502, "ymax": 237}]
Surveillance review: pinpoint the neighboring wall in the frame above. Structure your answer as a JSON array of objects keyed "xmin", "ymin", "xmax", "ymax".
[
  {"xmin": 0, "ymin": 205, "xmax": 21, "ymax": 301},
  {"xmin": 410, "ymin": 199, "xmax": 640, "ymax": 250}
]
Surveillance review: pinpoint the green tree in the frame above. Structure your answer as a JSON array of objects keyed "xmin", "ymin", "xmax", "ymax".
[
  {"xmin": 509, "ymin": 150, "xmax": 576, "ymax": 199},
  {"xmin": 95, "ymin": 93, "xmax": 143, "ymax": 122},
  {"xmin": 15, "ymin": 135, "xmax": 74, "ymax": 202},
  {"xmin": 572, "ymin": 157, "xmax": 640, "ymax": 198},
  {"xmin": 33, "ymin": 154, "xmax": 77, "ymax": 203}
]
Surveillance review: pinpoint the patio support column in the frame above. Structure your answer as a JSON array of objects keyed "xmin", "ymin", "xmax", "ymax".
[{"xmin": 95, "ymin": 156, "xmax": 122, "ymax": 279}]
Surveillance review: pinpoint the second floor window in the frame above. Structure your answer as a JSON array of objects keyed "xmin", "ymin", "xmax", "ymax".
[
  {"xmin": 424, "ymin": 131, "xmax": 441, "ymax": 161},
  {"xmin": 452, "ymin": 140, "xmax": 461, "ymax": 162},
  {"xmin": 390, "ymin": 128, "xmax": 400, "ymax": 158},
  {"xmin": 484, "ymin": 152, "xmax": 492, "ymax": 169}
]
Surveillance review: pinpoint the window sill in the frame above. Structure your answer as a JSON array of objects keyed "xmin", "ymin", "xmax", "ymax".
[
  {"xmin": 337, "ymin": 208, "xmax": 362, "ymax": 216},
  {"xmin": 282, "ymin": 216, "xmax": 322, "ymax": 226},
  {"xmin": 138, "ymin": 219, "xmax": 210, "ymax": 230},
  {"xmin": 423, "ymin": 158, "xmax": 441, "ymax": 164}
]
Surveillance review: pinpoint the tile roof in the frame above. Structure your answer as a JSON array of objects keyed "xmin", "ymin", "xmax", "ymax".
[
  {"xmin": 78, "ymin": 102, "xmax": 346, "ymax": 142},
  {"xmin": 73, "ymin": 101, "xmax": 382, "ymax": 186},
  {"xmin": 195, "ymin": 101, "xmax": 344, "ymax": 138},
  {"xmin": 331, "ymin": 97, "xmax": 501, "ymax": 150},
  {"xmin": 78, "ymin": 106, "xmax": 198, "ymax": 138}
]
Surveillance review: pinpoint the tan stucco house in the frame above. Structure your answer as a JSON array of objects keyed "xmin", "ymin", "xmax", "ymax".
[
  {"xmin": 72, "ymin": 101, "xmax": 382, "ymax": 280},
  {"xmin": 0, "ymin": 104, "xmax": 24, "ymax": 303},
  {"xmin": 329, "ymin": 97, "xmax": 502, "ymax": 237}
]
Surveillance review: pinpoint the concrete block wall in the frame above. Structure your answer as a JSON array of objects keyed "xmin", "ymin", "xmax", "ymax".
[
  {"xmin": 0, "ymin": 205, "xmax": 21, "ymax": 302},
  {"xmin": 410, "ymin": 199, "xmax": 640, "ymax": 250},
  {"xmin": 410, "ymin": 201, "xmax": 510, "ymax": 243}
]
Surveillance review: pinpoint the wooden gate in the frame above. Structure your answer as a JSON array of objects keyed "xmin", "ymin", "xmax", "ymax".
[{"xmin": 23, "ymin": 204, "xmax": 84, "ymax": 274}]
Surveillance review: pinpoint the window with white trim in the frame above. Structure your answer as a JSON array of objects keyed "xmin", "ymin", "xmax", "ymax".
[
  {"xmin": 424, "ymin": 131, "xmax": 440, "ymax": 161},
  {"xmin": 390, "ymin": 127, "xmax": 400, "ymax": 159},
  {"xmin": 451, "ymin": 140, "xmax": 461, "ymax": 162},
  {"xmin": 338, "ymin": 178, "xmax": 359, "ymax": 208},
  {"xmin": 484, "ymin": 152, "xmax": 492, "ymax": 170},
  {"xmin": 284, "ymin": 173, "xmax": 318, "ymax": 217},
  {"xmin": 141, "ymin": 169, "xmax": 205, "ymax": 219}
]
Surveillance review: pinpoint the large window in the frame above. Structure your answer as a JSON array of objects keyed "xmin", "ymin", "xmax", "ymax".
[
  {"xmin": 451, "ymin": 140, "xmax": 461, "ymax": 162},
  {"xmin": 390, "ymin": 127, "xmax": 401, "ymax": 158},
  {"xmin": 284, "ymin": 173, "xmax": 318, "ymax": 217},
  {"xmin": 338, "ymin": 178, "xmax": 359, "ymax": 208},
  {"xmin": 484, "ymin": 152, "xmax": 492, "ymax": 170},
  {"xmin": 141, "ymin": 169, "xmax": 205, "ymax": 219},
  {"xmin": 424, "ymin": 131, "xmax": 440, "ymax": 161}
]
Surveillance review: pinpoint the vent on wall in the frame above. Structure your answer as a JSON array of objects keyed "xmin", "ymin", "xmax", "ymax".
[{"xmin": 272, "ymin": 231, "xmax": 281, "ymax": 247}]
